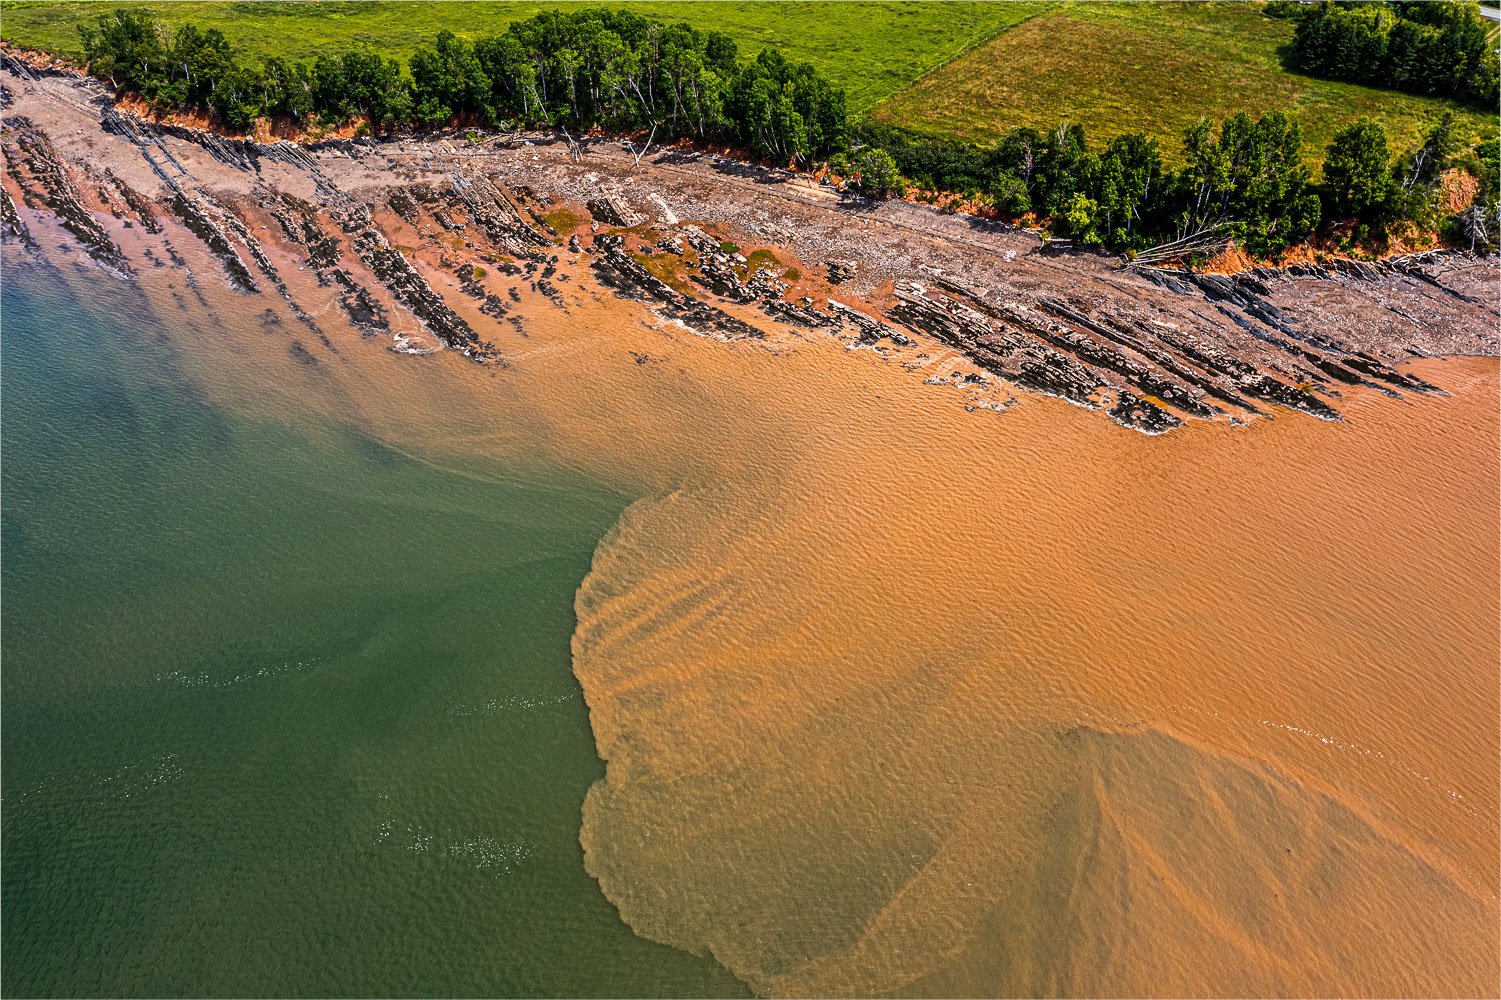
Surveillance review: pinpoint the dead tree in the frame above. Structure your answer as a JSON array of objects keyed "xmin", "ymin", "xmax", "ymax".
[
  {"xmin": 628, "ymin": 123, "xmax": 658, "ymax": 169},
  {"xmin": 1130, "ymin": 222, "xmax": 1233, "ymax": 266}
]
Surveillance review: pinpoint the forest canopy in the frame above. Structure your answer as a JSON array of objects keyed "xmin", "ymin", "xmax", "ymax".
[
  {"xmin": 1274, "ymin": 0, "xmax": 1500, "ymax": 108},
  {"xmin": 79, "ymin": 7, "xmax": 849, "ymax": 160},
  {"xmin": 73, "ymin": 6, "xmax": 1497, "ymax": 255}
]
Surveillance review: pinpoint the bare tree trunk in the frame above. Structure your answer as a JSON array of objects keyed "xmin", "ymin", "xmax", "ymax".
[{"xmin": 631, "ymin": 122, "xmax": 658, "ymax": 167}]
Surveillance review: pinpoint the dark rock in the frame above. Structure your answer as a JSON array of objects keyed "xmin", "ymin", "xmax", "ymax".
[
  {"xmin": 826, "ymin": 259, "xmax": 858, "ymax": 284},
  {"xmin": 586, "ymin": 196, "xmax": 645, "ymax": 227},
  {"xmin": 288, "ymin": 341, "xmax": 319, "ymax": 366},
  {"xmin": 590, "ymin": 234, "xmax": 763, "ymax": 340},
  {"xmin": 166, "ymin": 193, "xmax": 258, "ymax": 292}
]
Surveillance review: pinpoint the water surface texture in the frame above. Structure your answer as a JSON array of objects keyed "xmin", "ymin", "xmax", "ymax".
[
  {"xmin": 4, "ymin": 219, "xmax": 1498, "ymax": 999},
  {"xmin": 1, "ymin": 259, "xmax": 748, "ymax": 998}
]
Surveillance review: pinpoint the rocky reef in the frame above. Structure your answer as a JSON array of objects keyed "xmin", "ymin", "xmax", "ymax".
[{"xmin": 2, "ymin": 62, "xmax": 1494, "ymax": 433}]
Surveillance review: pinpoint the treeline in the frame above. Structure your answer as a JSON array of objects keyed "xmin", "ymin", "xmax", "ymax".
[
  {"xmin": 1272, "ymin": 0, "xmax": 1499, "ymax": 108},
  {"xmin": 73, "ymin": 7, "xmax": 1496, "ymax": 256},
  {"xmin": 78, "ymin": 8, "xmax": 848, "ymax": 159},
  {"xmin": 1324, "ymin": 113, "xmax": 1499, "ymax": 248},
  {"xmin": 855, "ymin": 109, "xmax": 1497, "ymax": 255}
]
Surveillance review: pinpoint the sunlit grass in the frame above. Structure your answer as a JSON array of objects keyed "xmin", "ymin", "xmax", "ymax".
[
  {"xmin": 0, "ymin": 0, "xmax": 1043, "ymax": 111},
  {"xmin": 3, "ymin": 0, "xmax": 1488, "ymax": 169},
  {"xmin": 630, "ymin": 251, "xmax": 695, "ymax": 294},
  {"xmin": 874, "ymin": 1, "xmax": 1496, "ymax": 164}
]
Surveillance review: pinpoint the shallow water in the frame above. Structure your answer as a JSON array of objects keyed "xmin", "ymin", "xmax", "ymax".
[
  {"xmin": 4, "ymin": 223, "xmax": 1498, "ymax": 998},
  {"xmin": 0, "ymin": 257, "xmax": 748, "ymax": 997}
]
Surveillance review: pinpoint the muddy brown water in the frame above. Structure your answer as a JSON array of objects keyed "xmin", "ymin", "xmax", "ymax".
[
  {"xmin": 4, "ymin": 81, "xmax": 1497, "ymax": 991},
  {"xmin": 570, "ymin": 346, "xmax": 1500, "ymax": 998},
  {"xmin": 90, "ymin": 230, "xmax": 1499, "ymax": 997}
]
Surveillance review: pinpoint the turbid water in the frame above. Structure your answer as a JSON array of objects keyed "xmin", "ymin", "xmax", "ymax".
[
  {"xmin": 573, "ymin": 350, "xmax": 1500, "ymax": 997},
  {"xmin": 3, "ymin": 204, "xmax": 1498, "ymax": 998}
]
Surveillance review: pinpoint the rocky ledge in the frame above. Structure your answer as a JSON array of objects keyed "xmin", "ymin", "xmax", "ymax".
[{"xmin": 2, "ymin": 64, "xmax": 1495, "ymax": 435}]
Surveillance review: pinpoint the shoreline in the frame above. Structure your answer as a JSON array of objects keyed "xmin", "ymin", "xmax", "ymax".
[
  {"xmin": 3, "ymin": 40, "xmax": 1488, "ymax": 280},
  {"xmin": 3, "ymin": 55, "xmax": 1497, "ymax": 1000},
  {"xmin": 2, "ymin": 61, "xmax": 1497, "ymax": 438}
]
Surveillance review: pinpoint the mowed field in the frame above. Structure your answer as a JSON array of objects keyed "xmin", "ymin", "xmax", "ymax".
[
  {"xmin": 874, "ymin": 2, "xmax": 1497, "ymax": 163},
  {"xmin": 0, "ymin": 0, "xmax": 1044, "ymax": 112},
  {"xmin": 2, "ymin": 1, "xmax": 1490, "ymax": 164}
]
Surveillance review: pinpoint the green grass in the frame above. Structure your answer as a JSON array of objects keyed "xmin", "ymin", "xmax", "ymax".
[
  {"xmin": 4, "ymin": 0, "xmax": 1488, "ymax": 168},
  {"xmin": 874, "ymin": 1, "xmax": 1497, "ymax": 165},
  {"xmin": 629, "ymin": 251, "xmax": 695, "ymax": 294},
  {"xmin": 0, "ymin": 0, "xmax": 1043, "ymax": 112}
]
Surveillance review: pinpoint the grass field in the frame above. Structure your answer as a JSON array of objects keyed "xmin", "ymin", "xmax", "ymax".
[
  {"xmin": 0, "ymin": 0, "xmax": 1043, "ymax": 112},
  {"xmin": 874, "ymin": 2, "xmax": 1497, "ymax": 164},
  {"xmin": 3, "ymin": 1, "xmax": 1490, "ymax": 166}
]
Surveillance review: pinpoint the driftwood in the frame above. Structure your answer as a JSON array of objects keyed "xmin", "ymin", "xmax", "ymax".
[{"xmin": 1130, "ymin": 222, "xmax": 1234, "ymax": 266}]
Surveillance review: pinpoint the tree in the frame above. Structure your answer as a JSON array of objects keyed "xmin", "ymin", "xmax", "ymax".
[
  {"xmin": 1058, "ymin": 192, "xmax": 1103, "ymax": 246},
  {"xmin": 990, "ymin": 127, "xmax": 1045, "ymax": 206},
  {"xmin": 1175, "ymin": 116, "xmax": 1235, "ymax": 236},
  {"xmin": 1323, "ymin": 117, "xmax": 1393, "ymax": 219},
  {"xmin": 856, "ymin": 148, "xmax": 902, "ymax": 199},
  {"xmin": 410, "ymin": 30, "xmax": 492, "ymax": 122},
  {"xmin": 1095, "ymin": 132, "xmax": 1165, "ymax": 246},
  {"xmin": 1400, "ymin": 109, "xmax": 1459, "ymax": 193},
  {"xmin": 1038, "ymin": 121, "xmax": 1094, "ymax": 217},
  {"xmin": 79, "ymin": 10, "xmax": 165, "ymax": 91},
  {"xmin": 1456, "ymin": 202, "xmax": 1497, "ymax": 250},
  {"xmin": 988, "ymin": 171, "xmax": 1032, "ymax": 216},
  {"xmin": 1291, "ymin": 0, "xmax": 1497, "ymax": 109},
  {"xmin": 1223, "ymin": 111, "xmax": 1318, "ymax": 253}
]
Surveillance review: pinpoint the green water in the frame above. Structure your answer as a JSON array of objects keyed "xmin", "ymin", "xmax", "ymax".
[{"xmin": 0, "ymin": 258, "xmax": 748, "ymax": 998}]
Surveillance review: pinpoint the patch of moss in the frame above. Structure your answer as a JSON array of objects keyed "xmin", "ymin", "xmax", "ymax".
[
  {"xmin": 473, "ymin": 266, "xmax": 486, "ymax": 280},
  {"xmin": 631, "ymin": 252, "xmax": 695, "ymax": 295},
  {"xmin": 745, "ymin": 248, "xmax": 780, "ymax": 270},
  {"xmin": 542, "ymin": 207, "xmax": 584, "ymax": 234}
]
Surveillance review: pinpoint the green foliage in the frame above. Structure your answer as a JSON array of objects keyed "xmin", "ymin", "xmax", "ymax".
[
  {"xmin": 69, "ymin": 6, "xmax": 852, "ymax": 158},
  {"xmin": 1176, "ymin": 111, "xmax": 1318, "ymax": 254},
  {"xmin": 5, "ymin": 1, "xmax": 1039, "ymax": 114},
  {"xmin": 862, "ymin": 110, "xmax": 1326, "ymax": 254},
  {"xmin": 1263, "ymin": 1, "xmax": 1311, "ymax": 20},
  {"xmin": 988, "ymin": 170, "xmax": 1032, "ymax": 216},
  {"xmin": 1323, "ymin": 117, "xmax": 1393, "ymax": 219},
  {"xmin": 409, "ymin": 29, "xmax": 489, "ymax": 123},
  {"xmin": 46, "ymin": 3, "xmax": 1495, "ymax": 254},
  {"xmin": 872, "ymin": 1, "xmax": 1496, "ymax": 177},
  {"xmin": 1291, "ymin": 1, "xmax": 1499, "ymax": 108},
  {"xmin": 1474, "ymin": 138, "xmax": 1500, "ymax": 199},
  {"xmin": 1058, "ymin": 192, "xmax": 1102, "ymax": 246},
  {"xmin": 854, "ymin": 147, "xmax": 902, "ymax": 198},
  {"xmin": 1094, "ymin": 132, "xmax": 1167, "ymax": 246},
  {"xmin": 727, "ymin": 47, "xmax": 846, "ymax": 160},
  {"xmin": 1388, "ymin": 110, "xmax": 1467, "ymax": 231}
]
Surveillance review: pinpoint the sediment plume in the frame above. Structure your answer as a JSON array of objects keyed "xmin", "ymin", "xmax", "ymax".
[{"xmin": 4, "ymin": 61, "xmax": 1498, "ymax": 999}]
